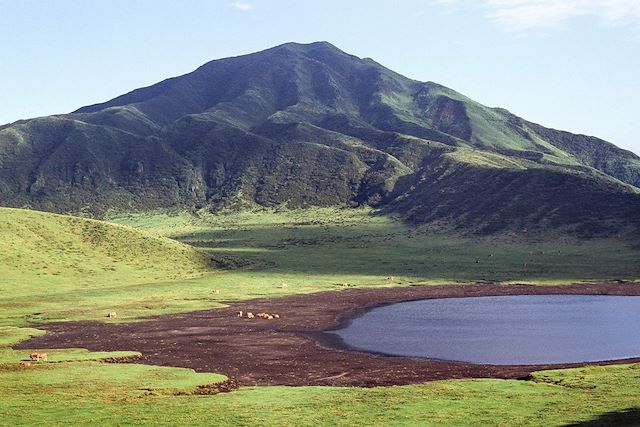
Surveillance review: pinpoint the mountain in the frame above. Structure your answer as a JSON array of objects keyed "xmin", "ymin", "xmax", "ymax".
[{"xmin": 1, "ymin": 41, "xmax": 639, "ymax": 236}]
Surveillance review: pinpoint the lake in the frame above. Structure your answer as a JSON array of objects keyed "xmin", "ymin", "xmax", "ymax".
[{"xmin": 327, "ymin": 295, "xmax": 640, "ymax": 365}]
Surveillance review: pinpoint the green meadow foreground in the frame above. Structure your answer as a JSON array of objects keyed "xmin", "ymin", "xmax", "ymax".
[
  {"xmin": 2, "ymin": 328, "xmax": 640, "ymax": 426},
  {"xmin": 1, "ymin": 206, "xmax": 640, "ymax": 425}
]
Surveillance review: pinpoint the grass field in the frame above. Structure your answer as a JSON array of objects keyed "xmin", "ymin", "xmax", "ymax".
[
  {"xmin": 1, "ymin": 206, "xmax": 640, "ymax": 425},
  {"xmin": 111, "ymin": 206, "xmax": 640, "ymax": 286}
]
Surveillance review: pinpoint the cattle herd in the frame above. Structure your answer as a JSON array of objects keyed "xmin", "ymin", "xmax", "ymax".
[{"xmin": 237, "ymin": 310, "xmax": 280, "ymax": 320}]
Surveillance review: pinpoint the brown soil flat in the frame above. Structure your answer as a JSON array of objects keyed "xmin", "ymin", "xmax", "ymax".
[{"xmin": 17, "ymin": 282, "xmax": 640, "ymax": 387}]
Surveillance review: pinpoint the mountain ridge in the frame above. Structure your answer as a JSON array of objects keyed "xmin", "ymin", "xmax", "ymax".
[{"xmin": 1, "ymin": 41, "xmax": 639, "ymax": 236}]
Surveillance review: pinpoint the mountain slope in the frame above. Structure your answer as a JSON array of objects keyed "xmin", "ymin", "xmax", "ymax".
[{"xmin": 1, "ymin": 41, "xmax": 639, "ymax": 235}]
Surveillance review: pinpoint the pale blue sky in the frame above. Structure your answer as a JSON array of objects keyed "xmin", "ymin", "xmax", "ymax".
[{"xmin": 1, "ymin": 0, "xmax": 638, "ymax": 154}]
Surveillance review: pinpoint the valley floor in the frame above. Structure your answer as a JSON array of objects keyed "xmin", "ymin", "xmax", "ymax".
[{"xmin": 2, "ymin": 207, "xmax": 640, "ymax": 425}]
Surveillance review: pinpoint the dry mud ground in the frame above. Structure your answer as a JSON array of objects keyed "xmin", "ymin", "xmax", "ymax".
[{"xmin": 19, "ymin": 283, "xmax": 640, "ymax": 387}]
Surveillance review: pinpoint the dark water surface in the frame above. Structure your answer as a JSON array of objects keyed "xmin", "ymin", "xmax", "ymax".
[{"xmin": 329, "ymin": 295, "xmax": 640, "ymax": 365}]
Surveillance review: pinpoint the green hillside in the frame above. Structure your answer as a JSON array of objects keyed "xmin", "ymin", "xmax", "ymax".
[{"xmin": 0, "ymin": 207, "xmax": 214, "ymax": 325}]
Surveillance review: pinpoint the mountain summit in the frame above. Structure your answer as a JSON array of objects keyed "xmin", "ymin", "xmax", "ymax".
[{"xmin": 1, "ymin": 42, "xmax": 639, "ymax": 235}]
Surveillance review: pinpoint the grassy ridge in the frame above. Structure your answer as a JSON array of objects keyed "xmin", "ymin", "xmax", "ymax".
[{"xmin": 0, "ymin": 207, "xmax": 213, "ymax": 325}]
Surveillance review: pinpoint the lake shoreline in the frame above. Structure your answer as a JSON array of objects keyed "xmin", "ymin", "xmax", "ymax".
[{"xmin": 18, "ymin": 282, "xmax": 640, "ymax": 387}]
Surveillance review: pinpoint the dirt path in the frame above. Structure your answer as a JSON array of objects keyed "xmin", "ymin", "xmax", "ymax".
[{"xmin": 18, "ymin": 282, "xmax": 640, "ymax": 387}]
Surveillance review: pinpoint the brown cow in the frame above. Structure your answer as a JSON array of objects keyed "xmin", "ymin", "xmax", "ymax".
[
  {"xmin": 29, "ymin": 352, "xmax": 47, "ymax": 362},
  {"xmin": 253, "ymin": 312, "xmax": 279, "ymax": 320},
  {"xmin": 19, "ymin": 361, "xmax": 31, "ymax": 368},
  {"xmin": 247, "ymin": 312, "xmax": 255, "ymax": 319}
]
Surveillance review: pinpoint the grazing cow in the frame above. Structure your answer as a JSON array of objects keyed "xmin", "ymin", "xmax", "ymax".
[
  {"xmin": 29, "ymin": 352, "xmax": 47, "ymax": 362},
  {"xmin": 256, "ymin": 312, "xmax": 269, "ymax": 319},
  {"xmin": 267, "ymin": 315, "xmax": 274, "ymax": 320},
  {"xmin": 281, "ymin": 283, "xmax": 288, "ymax": 289},
  {"xmin": 107, "ymin": 312, "xmax": 117, "ymax": 318},
  {"xmin": 237, "ymin": 311, "xmax": 243, "ymax": 318},
  {"xmin": 19, "ymin": 361, "xmax": 31, "ymax": 368},
  {"xmin": 211, "ymin": 289, "xmax": 220, "ymax": 295},
  {"xmin": 247, "ymin": 312, "xmax": 255, "ymax": 319}
]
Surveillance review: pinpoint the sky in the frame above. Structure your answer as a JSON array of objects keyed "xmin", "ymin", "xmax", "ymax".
[{"xmin": 1, "ymin": 0, "xmax": 638, "ymax": 154}]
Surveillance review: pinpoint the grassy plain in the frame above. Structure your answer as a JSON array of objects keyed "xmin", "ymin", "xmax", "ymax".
[
  {"xmin": 112, "ymin": 205, "xmax": 640, "ymax": 288},
  {"xmin": 1, "ymin": 206, "xmax": 640, "ymax": 425}
]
